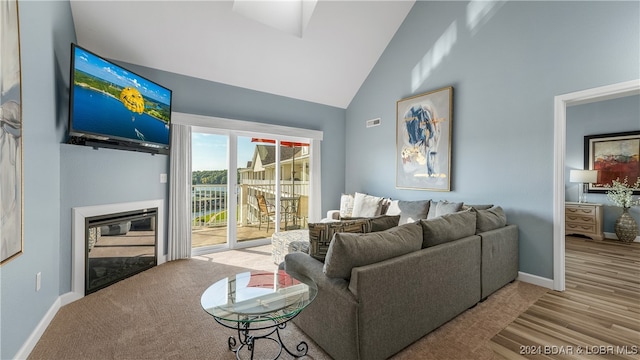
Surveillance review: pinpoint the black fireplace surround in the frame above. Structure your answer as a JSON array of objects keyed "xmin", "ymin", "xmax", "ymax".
[{"xmin": 85, "ymin": 208, "xmax": 158, "ymax": 295}]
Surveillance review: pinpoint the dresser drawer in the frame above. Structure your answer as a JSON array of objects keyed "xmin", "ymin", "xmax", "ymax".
[
  {"xmin": 566, "ymin": 222, "xmax": 596, "ymax": 234},
  {"xmin": 565, "ymin": 213, "xmax": 595, "ymax": 225},
  {"xmin": 565, "ymin": 206, "xmax": 596, "ymax": 217}
]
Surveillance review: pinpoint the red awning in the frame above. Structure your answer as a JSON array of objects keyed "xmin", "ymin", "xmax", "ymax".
[{"xmin": 251, "ymin": 138, "xmax": 309, "ymax": 147}]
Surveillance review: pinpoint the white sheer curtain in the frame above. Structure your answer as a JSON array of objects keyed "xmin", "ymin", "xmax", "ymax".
[{"xmin": 168, "ymin": 123, "xmax": 192, "ymax": 260}]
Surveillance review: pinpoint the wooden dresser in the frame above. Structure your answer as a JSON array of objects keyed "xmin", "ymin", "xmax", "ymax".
[{"xmin": 565, "ymin": 202, "xmax": 604, "ymax": 240}]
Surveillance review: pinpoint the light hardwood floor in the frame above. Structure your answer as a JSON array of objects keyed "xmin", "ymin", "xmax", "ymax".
[{"xmin": 491, "ymin": 236, "xmax": 640, "ymax": 359}]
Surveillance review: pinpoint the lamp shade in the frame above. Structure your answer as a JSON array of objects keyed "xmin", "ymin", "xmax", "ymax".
[{"xmin": 569, "ymin": 169, "xmax": 598, "ymax": 183}]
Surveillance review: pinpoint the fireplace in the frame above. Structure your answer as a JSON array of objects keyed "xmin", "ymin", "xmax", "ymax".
[
  {"xmin": 72, "ymin": 200, "xmax": 165, "ymax": 300},
  {"xmin": 85, "ymin": 208, "xmax": 157, "ymax": 295}
]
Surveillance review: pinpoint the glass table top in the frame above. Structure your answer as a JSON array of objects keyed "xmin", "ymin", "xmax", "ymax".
[{"xmin": 201, "ymin": 270, "xmax": 317, "ymax": 325}]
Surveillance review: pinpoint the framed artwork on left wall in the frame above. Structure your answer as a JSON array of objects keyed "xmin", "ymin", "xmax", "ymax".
[
  {"xmin": 1, "ymin": 0, "xmax": 23, "ymax": 265},
  {"xmin": 396, "ymin": 86, "xmax": 453, "ymax": 191}
]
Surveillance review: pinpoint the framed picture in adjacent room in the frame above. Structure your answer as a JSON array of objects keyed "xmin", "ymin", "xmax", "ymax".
[
  {"xmin": 584, "ymin": 130, "xmax": 640, "ymax": 194},
  {"xmin": 396, "ymin": 86, "xmax": 453, "ymax": 191},
  {"xmin": 1, "ymin": 0, "xmax": 23, "ymax": 265}
]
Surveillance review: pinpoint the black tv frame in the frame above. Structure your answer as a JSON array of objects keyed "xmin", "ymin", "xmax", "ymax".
[{"xmin": 67, "ymin": 43, "xmax": 172, "ymax": 155}]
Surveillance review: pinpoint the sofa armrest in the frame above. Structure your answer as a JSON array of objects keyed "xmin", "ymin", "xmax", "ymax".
[
  {"xmin": 326, "ymin": 210, "xmax": 340, "ymax": 220},
  {"xmin": 479, "ymin": 224, "xmax": 518, "ymax": 298},
  {"xmin": 284, "ymin": 252, "xmax": 353, "ymax": 302},
  {"xmin": 284, "ymin": 252, "xmax": 360, "ymax": 360}
]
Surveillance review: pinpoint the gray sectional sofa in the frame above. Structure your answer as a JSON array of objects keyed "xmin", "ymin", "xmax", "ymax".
[{"xmin": 284, "ymin": 205, "xmax": 518, "ymax": 360}]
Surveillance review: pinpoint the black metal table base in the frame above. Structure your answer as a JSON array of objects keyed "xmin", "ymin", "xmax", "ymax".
[{"xmin": 227, "ymin": 321, "xmax": 308, "ymax": 360}]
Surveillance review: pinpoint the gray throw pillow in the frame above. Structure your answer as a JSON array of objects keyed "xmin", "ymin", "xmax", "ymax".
[
  {"xmin": 420, "ymin": 209, "xmax": 477, "ymax": 248},
  {"xmin": 474, "ymin": 206, "xmax": 507, "ymax": 233},
  {"xmin": 368, "ymin": 215, "xmax": 400, "ymax": 232},
  {"xmin": 308, "ymin": 220, "xmax": 371, "ymax": 262},
  {"xmin": 385, "ymin": 199, "xmax": 431, "ymax": 224},
  {"xmin": 461, "ymin": 204, "xmax": 494, "ymax": 211},
  {"xmin": 323, "ymin": 222, "xmax": 423, "ymax": 279},
  {"xmin": 426, "ymin": 200, "xmax": 463, "ymax": 219},
  {"xmin": 340, "ymin": 215, "xmax": 401, "ymax": 232}
]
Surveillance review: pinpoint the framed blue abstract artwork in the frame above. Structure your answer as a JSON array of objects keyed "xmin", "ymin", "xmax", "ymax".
[{"xmin": 396, "ymin": 86, "xmax": 452, "ymax": 191}]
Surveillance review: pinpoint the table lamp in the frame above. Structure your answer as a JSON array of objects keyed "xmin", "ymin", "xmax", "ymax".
[{"xmin": 569, "ymin": 169, "xmax": 598, "ymax": 203}]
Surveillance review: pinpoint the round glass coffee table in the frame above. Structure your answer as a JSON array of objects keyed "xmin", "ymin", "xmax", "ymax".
[{"xmin": 201, "ymin": 270, "xmax": 317, "ymax": 359}]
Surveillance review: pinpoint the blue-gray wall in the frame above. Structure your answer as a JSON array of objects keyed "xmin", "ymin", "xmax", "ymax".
[
  {"xmin": 1, "ymin": 1, "xmax": 76, "ymax": 359},
  {"xmin": 345, "ymin": 1, "xmax": 639, "ymax": 279},
  {"xmin": 566, "ymin": 95, "xmax": 640, "ymax": 233}
]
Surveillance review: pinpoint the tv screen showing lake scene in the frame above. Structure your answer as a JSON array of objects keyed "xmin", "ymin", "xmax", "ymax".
[{"xmin": 70, "ymin": 45, "xmax": 172, "ymax": 147}]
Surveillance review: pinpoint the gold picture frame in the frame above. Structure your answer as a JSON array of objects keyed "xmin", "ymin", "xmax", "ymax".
[
  {"xmin": 396, "ymin": 86, "xmax": 453, "ymax": 191},
  {"xmin": 1, "ymin": 0, "xmax": 24, "ymax": 265}
]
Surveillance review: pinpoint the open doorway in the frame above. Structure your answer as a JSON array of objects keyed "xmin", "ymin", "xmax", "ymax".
[{"xmin": 553, "ymin": 79, "xmax": 640, "ymax": 291}]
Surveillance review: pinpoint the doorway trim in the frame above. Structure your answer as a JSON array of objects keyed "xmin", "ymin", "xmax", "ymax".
[
  {"xmin": 173, "ymin": 112, "xmax": 323, "ymax": 253},
  {"xmin": 553, "ymin": 79, "xmax": 640, "ymax": 291}
]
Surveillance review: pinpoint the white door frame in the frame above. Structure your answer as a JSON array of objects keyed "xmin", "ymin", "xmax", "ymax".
[
  {"xmin": 552, "ymin": 79, "xmax": 640, "ymax": 291},
  {"xmin": 172, "ymin": 112, "xmax": 323, "ymax": 252}
]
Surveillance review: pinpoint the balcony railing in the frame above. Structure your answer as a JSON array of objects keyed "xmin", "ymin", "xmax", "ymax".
[{"xmin": 192, "ymin": 182, "xmax": 309, "ymax": 228}]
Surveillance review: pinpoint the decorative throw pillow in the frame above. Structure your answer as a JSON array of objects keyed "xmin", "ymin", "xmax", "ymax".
[
  {"xmin": 308, "ymin": 219, "xmax": 370, "ymax": 262},
  {"xmin": 323, "ymin": 222, "xmax": 423, "ymax": 279},
  {"xmin": 339, "ymin": 194, "xmax": 355, "ymax": 218},
  {"xmin": 340, "ymin": 215, "xmax": 401, "ymax": 232},
  {"xmin": 385, "ymin": 199, "xmax": 431, "ymax": 224},
  {"xmin": 474, "ymin": 206, "xmax": 507, "ymax": 233},
  {"xmin": 379, "ymin": 198, "xmax": 392, "ymax": 215},
  {"xmin": 426, "ymin": 200, "xmax": 463, "ymax": 219},
  {"xmin": 351, "ymin": 192, "xmax": 384, "ymax": 217},
  {"xmin": 420, "ymin": 209, "xmax": 477, "ymax": 248}
]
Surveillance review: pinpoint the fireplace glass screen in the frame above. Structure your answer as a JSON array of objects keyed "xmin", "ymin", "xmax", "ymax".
[{"xmin": 86, "ymin": 208, "xmax": 157, "ymax": 295}]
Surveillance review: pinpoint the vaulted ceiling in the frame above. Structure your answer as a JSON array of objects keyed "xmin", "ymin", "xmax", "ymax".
[{"xmin": 69, "ymin": 1, "xmax": 415, "ymax": 109}]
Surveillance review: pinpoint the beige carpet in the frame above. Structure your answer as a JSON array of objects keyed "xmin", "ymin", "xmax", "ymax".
[{"xmin": 28, "ymin": 245, "xmax": 547, "ymax": 360}]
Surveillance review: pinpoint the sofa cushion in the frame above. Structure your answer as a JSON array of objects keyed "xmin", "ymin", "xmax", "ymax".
[
  {"xmin": 420, "ymin": 209, "xmax": 477, "ymax": 248},
  {"xmin": 385, "ymin": 199, "xmax": 431, "ymax": 224},
  {"xmin": 339, "ymin": 194, "xmax": 355, "ymax": 218},
  {"xmin": 474, "ymin": 206, "xmax": 507, "ymax": 233},
  {"xmin": 351, "ymin": 192, "xmax": 384, "ymax": 217},
  {"xmin": 426, "ymin": 200, "xmax": 463, "ymax": 219},
  {"xmin": 308, "ymin": 219, "xmax": 370, "ymax": 262},
  {"xmin": 323, "ymin": 222, "xmax": 423, "ymax": 279},
  {"xmin": 340, "ymin": 215, "xmax": 401, "ymax": 232}
]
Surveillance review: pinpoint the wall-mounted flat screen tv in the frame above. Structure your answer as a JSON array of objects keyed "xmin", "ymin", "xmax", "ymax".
[{"xmin": 68, "ymin": 44, "xmax": 172, "ymax": 154}]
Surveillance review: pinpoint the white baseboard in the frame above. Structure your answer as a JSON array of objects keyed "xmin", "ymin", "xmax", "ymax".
[
  {"xmin": 59, "ymin": 291, "xmax": 82, "ymax": 307},
  {"xmin": 14, "ymin": 253, "xmax": 167, "ymax": 360},
  {"xmin": 517, "ymin": 271, "xmax": 554, "ymax": 289},
  {"xmin": 13, "ymin": 295, "xmax": 65, "ymax": 360}
]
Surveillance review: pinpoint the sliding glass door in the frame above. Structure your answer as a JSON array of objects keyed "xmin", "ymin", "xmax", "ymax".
[
  {"xmin": 191, "ymin": 132, "xmax": 229, "ymax": 250},
  {"xmin": 191, "ymin": 131, "xmax": 311, "ymax": 254}
]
